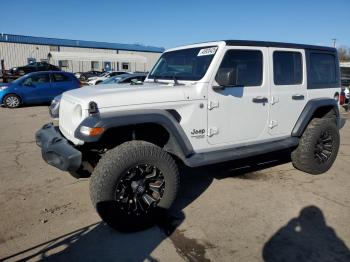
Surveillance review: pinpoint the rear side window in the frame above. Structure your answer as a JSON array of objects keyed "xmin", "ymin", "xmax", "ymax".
[
  {"xmin": 308, "ymin": 52, "xmax": 338, "ymax": 88},
  {"xmin": 52, "ymin": 73, "xmax": 70, "ymax": 82},
  {"xmin": 273, "ymin": 51, "xmax": 302, "ymax": 85},
  {"xmin": 219, "ymin": 50, "xmax": 263, "ymax": 86}
]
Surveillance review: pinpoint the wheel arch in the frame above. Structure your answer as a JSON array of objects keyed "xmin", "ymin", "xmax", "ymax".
[
  {"xmin": 292, "ymin": 98, "xmax": 340, "ymax": 137},
  {"xmin": 2, "ymin": 93, "xmax": 23, "ymax": 105},
  {"xmin": 75, "ymin": 109, "xmax": 194, "ymax": 160}
]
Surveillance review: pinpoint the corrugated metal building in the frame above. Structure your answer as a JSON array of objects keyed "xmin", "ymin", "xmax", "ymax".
[{"xmin": 0, "ymin": 33, "xmax": 164, "ymax": 72}]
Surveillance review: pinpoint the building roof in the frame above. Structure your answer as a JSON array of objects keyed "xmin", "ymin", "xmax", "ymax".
[
  {"xmin": 224, "ymin": 40, "xmax": 336, "ymax": 52},
  {"xmin": 0, "ymin": 33, "xmax": 164, "ymax": 53}
]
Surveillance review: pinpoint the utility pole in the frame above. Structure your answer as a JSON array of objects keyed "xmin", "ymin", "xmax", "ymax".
[{"xmin": 332, "ymin": 38, "xmax": 337, "ymax": 48}]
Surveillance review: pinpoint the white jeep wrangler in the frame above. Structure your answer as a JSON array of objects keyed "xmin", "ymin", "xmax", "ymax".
[{"xmin": 36, "ymin": 40, "xmax": 345, "ymax": 230}]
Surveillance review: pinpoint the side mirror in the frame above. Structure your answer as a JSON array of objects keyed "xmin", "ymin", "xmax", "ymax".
[{"xmin": 215, "ymin": 68, "xmax": 236, "ymax": 87}]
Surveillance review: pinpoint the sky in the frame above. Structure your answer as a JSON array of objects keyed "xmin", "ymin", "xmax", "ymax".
[{"xmin": 0, "ymin": 0, "xmax": 349, "ymax": 49}]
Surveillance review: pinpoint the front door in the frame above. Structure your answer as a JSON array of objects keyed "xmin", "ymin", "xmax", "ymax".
[
  {"xmin": 268, "ymin": 48, "xmax": 307, "ymax": 136},
  {"xmin": 21, "ymin": 73, "xmax": 51, "ymax": 103},
  {"xmin": 207, "ymin": 47, "xmax": 270, "ymax": 146}
]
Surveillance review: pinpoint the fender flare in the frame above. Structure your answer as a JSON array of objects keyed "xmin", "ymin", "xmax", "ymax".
[
  {"xmin": 74, "ymin": 109, "xmax": 194, "ymax": 159},
  {"xmin": 291, "ymin": 98, "xmax": 339, "ymax": 137}
]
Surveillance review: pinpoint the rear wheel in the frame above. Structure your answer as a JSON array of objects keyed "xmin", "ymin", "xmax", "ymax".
[
  {"xmin": 3, "ymin": 94, "xmax": 21, "ymax": 108},
  {"xmin": 89, "ymin": 141, "xmax": 179, "ymax": 231},
  {"xmin": 291, "ymin": 118, "xmax": 340, "ymax": 174}
]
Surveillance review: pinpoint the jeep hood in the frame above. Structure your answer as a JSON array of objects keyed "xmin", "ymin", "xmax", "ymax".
[{"xmin": 63, "ymin": 82, "xmax": 189, "ymax": 109}]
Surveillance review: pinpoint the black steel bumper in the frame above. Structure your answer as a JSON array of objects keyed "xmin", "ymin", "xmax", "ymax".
[{"xmin": 35, "ymin": 123, "xmax": 82, "ymax": 171}]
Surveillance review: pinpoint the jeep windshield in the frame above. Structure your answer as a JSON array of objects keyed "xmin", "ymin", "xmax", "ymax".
[{"xmin": 148, "ymin": 46, "xmax": 218, "ymax": 81}]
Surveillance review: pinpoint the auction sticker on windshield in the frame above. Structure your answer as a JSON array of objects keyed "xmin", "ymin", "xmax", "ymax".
[{"xmin": 197, "ymin": 47, "xmax": 218, "ymax": 56}]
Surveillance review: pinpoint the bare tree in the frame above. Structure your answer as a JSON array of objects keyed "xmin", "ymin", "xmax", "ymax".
[{"xmin": 338, "ymin": 46, "xmax": 350, "ymax": 61}]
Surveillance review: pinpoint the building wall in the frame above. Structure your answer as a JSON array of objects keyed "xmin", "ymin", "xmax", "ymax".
[{"xmin": 0, "ymin": 42, "xmax": 162, "ymax": 73}]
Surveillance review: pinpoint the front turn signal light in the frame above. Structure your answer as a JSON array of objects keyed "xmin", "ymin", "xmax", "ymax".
[{"xmin": 80, "ymin": 126, "xmax": 104, "ymax": 136}]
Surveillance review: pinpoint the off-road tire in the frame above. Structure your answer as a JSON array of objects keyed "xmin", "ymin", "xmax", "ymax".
[
  {"xmin": 291, "ymin": 118, "xmax": 339, "ymax": 175},
  {"xmin": 90, "ymin": 140, "xmax": 179, "ymax": 231},
  {"xmin": 3, "ymin": 94, "xmax": 21, "ymax": 108}
]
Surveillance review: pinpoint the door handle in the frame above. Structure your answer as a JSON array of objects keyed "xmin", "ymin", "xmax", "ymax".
[
  {"xmin": 252, "ymin": 96, "xmax": 268, "ymax": 103},
  {"xmin": 292, "ymin": 94, "xmax": 305, "ymax": 100}
]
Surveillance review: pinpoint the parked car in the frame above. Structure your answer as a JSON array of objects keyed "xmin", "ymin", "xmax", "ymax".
[
  {"xmin": 9, "ymin": 62, "xmax": 59, "ymax": 76},
  {"xmin": 87, "ymin": 71, "xmax": 130, "ymax": 85},
  {"xmin": 101, "ymin": 73, "xmax": 147, "ymax": 85},
  {"xmin": 75, "ymin": 71, "xmax": 103, "ymax": 81},
  {"xmin": 49, "ymin": 73, "xmax": 147, "ymax": 118},
  {"xmin": 0, "ymin": 71, "xmax": 80, "ymax": 108}
]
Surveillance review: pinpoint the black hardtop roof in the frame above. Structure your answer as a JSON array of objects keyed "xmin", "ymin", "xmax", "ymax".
[{"xmin": 224, "ymin": 40, "xmax": 336, "ymax": 52}]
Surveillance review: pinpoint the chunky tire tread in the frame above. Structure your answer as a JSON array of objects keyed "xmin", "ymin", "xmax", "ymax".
[
  {"xmin": 90, "ymin": 140, "xmax": 179, "ymax": 231},
  {"xmin": 291, "ymin": 118, "xmax": 340, "ymax": 175}
]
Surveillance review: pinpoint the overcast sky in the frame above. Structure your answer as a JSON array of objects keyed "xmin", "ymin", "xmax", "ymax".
[{"xmin": 0, "ymin": 0, "xmax": 349, "ymax": 49}]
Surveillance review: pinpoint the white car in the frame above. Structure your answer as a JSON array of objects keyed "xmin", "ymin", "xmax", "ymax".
[
  {"xmin": 36, "ymin": 40, "xmax": 345, "ymax": 231},
  {"xmin": 87, "ymin": 71, "xmax": 130, "ymax": 85}
]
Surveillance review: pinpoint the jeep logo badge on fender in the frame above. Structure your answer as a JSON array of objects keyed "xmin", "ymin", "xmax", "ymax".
[{"xmin": 191, "ymin": 129, "xmax": 206, "ymax": 138}]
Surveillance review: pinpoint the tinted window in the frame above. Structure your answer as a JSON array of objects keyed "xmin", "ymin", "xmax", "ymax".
[
  {"xmin": 309, "ymin": 53, "xmax": 337, "ymax": 86},
  {"xmin": 218, "ymin": 50, "xmax": 263, "ymax": 86},
  {"xmin": 273, "ymin": 51, "xmax": 302, "ymax": 85},
  {"xmin": 23, "ymin": 74, "xmax": 50, "ymax": 85},
  {"xmin": 52, "ymin": 73, "xmax": 70, "ymax": 82}
]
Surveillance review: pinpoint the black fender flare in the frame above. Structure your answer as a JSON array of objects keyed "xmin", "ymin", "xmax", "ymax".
[
  {"xmin": 291, "ymin": 98, "xmax": 340, "ymax": 137},
  {"xmin": 74, "ymin": 109, "xmax": 194, "ymax": 159}
]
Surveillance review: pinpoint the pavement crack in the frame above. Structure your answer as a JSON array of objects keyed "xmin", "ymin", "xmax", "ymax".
[{"xmin": 309, "ymin": 191, "xmax": 350, "ymax": 208}]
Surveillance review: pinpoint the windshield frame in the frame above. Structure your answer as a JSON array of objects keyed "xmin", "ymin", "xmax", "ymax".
[{"xmin": 148, "ymin": 46, "xmax": 218, "ymax": 81}]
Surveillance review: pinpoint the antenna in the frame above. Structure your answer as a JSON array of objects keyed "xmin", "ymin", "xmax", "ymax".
[{"xmin": 332, "ymin": 38, "xmax": 337, "ymax": 48}]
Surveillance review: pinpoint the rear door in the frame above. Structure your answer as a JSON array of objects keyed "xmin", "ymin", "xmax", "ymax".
[
  {"xmin": 50, "ymin": 73, "xmax": 75, "ymax": 98},
  {"xmin": 268, "ymin": 48, "xmax": 307, "ymax": 136}
]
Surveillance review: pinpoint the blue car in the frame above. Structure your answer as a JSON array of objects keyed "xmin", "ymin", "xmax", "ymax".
[{"xmin": 0, "ymin": 71, "xmax": 80, "ymax": 108}]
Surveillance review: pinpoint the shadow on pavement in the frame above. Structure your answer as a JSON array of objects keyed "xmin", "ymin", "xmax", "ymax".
[
  {"xmin": 1, "ymin": 150, "xmax": 301, "ymax": 261},
  {"xmin": 263, "ymin": 206, "xmax": 350, "ymax": 262}
]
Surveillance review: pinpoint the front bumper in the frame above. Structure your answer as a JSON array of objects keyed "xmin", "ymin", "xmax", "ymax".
[{"xmin": 35, "ymin": 123, "xmax": 82, "ymax": 171}]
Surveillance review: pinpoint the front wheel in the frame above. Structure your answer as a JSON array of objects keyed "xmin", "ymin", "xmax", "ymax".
[
  {"xmin": 291, "ymin": 118, "xmax": 340, "ymax": 175},
  {"xmin": 89, "ymin": 141, "xmax": 179, "ymax": 231},
  {"xmin": 3, "ymin": 94, "xmax": 21, "ymax": 108}
]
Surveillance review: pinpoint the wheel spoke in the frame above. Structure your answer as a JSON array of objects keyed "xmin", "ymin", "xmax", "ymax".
[
  {"xmin": 145, "ymin": 169, "xmax": 157, "ymax": 179},
  {"xmin": 142, "ymin": 193, "xmax": 156, "ymax": 206}
]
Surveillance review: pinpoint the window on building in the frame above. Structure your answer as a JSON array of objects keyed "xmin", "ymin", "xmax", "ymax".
[
  {"xmin": 273, "ymin": 51, "xmax": 302, "ymax": 85},
  {"xmin": 59, "ymin": 60, "xmax": 68, "ymax": 68},
  {"xmin": 122, "ymin": 63, "xmax": 129, "ymax": 70},
  {"xmin": 91, "ymin": 61, "xmax": 99, "ymax": 70},
  {"xmin": 309, "ymin": 53, "xmax": 337, "ymax": 87},
  {"xmin": 52, "ymin": 73, "xmax": 70, "ymax": 82},
  {"xmin": 49, "ymin": 46, "xmax": 59, "ymax": 52},
  {"xmin": 217, "ymin": 50, "xmax": 263, "ymax": 86}
]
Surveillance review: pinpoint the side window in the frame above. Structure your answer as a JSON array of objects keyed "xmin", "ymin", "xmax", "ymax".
[
  {"xmin": 218, "ymin": 50, "xmax": 263, "ymax": 86},
  {"xmin": 273, "ymin": 51, "xmax": 302, "ymax": 85},
  {"xmin": 52, "ymin": 73, "xmax": 70, "ymax": 82},
  {"xmin": 23, "ymin": 74, "xmax": 50, "ymax": 85},
  {"xmin": 309, "ymin": 53, "xmax": 337, "ymax": 87},
  {"xmin": 121, "ymin": 77, "xmax": 133, "ymax": 83},
  {"xmin": 122, "ymin": 63, "xmax": 129, "ymax": 70}
]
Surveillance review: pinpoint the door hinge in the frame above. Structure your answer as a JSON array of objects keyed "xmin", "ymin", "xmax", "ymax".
[
  {"xmin": 208, "ymin": 127, "xmax": 219, "ymax": 137},
  {"xmin": 269, "ymin": 120, "xmax": 278, "ymax": 129},
  {"xmin": 208, "ymin": 100, "xmax": 219, "ymax": 110},
  {"xmin": 271, "ymin": 96, "xmax": 279, "ymax": 105}
]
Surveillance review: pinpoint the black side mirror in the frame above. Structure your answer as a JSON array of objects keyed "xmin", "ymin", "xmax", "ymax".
[{"xmin": 215, "ymin": 68, "xmax": 236, "ymax": 87}]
